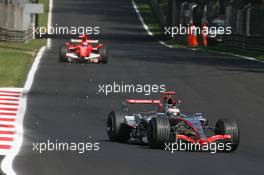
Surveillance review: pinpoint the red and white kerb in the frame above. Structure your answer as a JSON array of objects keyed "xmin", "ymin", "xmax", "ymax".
[{"xmin": 0, "ymin": 88, "xmax": 22, "ymax": 155}]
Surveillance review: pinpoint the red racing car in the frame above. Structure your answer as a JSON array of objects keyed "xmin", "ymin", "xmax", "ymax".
[{"xmin": 59, "ymin": 35, "xmax": 108, "ymax": 63}]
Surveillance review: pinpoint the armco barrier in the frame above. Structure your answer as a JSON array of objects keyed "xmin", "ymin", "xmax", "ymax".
[
  {"xmin": 166, "ymin": 0, "xmax": 264, "ymax": 54},
  {"xmin": 223, "ymin": 34, "xmax": 264, "ymax": 54}
]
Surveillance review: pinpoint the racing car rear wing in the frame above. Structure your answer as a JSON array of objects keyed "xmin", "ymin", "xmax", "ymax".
[
  {"xmin": 161, "ymin": 91, "xmax": 176, "ymax": 95},
  {"xmin": 71, "ymin": 39, "xmax": 99, "ymax": 44},
  {"xmin": 126, "ymin": 99, "xmax": 160, "ymax": 104}
]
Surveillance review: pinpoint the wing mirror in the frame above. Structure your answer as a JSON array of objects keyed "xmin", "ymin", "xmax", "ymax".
[{"xmin": 176, "ymin": 99, "xmax": 181, "ymax": 107}]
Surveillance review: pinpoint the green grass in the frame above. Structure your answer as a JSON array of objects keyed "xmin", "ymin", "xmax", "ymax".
[
  {"xmin": 0, "ymin": 48, "xmax": 32, "ymax": 87},
  {"xmin": 135, "ymin": 0, "xmax": 184, "ymax": 48},
  {"xmin": 39, "ymin": 0, "xmax": 49, "ymax": 28},
  {"xmin": 0, "ymin": 0, "xmax": 49, "ymax": 87},
  {"xmin": 157, "ymin": 0, "xmax": 168, "ymax": 15},
  {"xmin": 0, "ymin": 39, "xmax": 46, "ymax": 53},
  {"xmin": 135, "ymin": 0, "xmax": 162, "ymax": 35}
]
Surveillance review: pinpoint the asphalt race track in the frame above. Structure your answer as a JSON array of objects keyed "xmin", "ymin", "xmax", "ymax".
[{"xmin": 13, "ymin": 0, "xmax": 264, "ymax": 174}]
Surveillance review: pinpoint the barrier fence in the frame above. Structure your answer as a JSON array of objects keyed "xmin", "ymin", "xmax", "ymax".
[
  {"xmin": 0, "ymin": 27, "xmax": 33, "ymax": 42},
  {"xmin": 167, "ymin": 0, "xmax": 264, "ymax": 54}
]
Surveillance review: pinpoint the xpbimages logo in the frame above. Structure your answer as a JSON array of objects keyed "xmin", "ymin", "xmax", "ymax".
[
  {"xmin": 33, "ymin": 24, "xmax": 100, "ymax": 37},
  {"xmin": 32, "ymin": 140, "xmax": 100, "ymax": 154},
  {"xmin": 164, "ymin": 140, "xmax": 232, "ymax": 154},
  {"xmin": 164, "ymin": 24, "xmax": 232, "ymax": 38},
  {"xmin": 97, "ymin": 82, "xmax": 166, "ymax": 95}
]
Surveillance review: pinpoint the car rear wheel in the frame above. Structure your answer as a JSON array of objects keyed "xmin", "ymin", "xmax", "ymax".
[
  {"xmin": 107, "ymin": 110, "xmax": 130, "ymax": 142},
  {"xmin": 59, "ymin": 45, "xmax": 67, "ymax": 62},
  {"xmin": 215, "ymin": 118, "xmax": 239, "ymax": 151},
  {"xmin": 148, "ymin": 117, "xmax": 171, "ymax": 148},
  {"xmin": 99, "ymin": 47, "xmax": 108, "ymax": 64}
]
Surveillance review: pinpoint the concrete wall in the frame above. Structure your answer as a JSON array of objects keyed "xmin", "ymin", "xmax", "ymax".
[
  {"xmin": 0, "ymin": 3, "xmax": 25, "ymax": 30},
  {"xmin": 0, "ymin": 0, "xmax": 34, "ymax": 41}
]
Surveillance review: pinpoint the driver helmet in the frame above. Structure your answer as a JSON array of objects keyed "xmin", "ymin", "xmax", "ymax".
[
  {"xmin": 167, "ymin": 97, "xmax": 174, "ymax": 106},
  {"xmin": 82, "ymin": 42, "xmax": 88, "ymax": 47},
  {"xmin": 166, "ymin": 106, "xmax": 180, "ymax": 116}
]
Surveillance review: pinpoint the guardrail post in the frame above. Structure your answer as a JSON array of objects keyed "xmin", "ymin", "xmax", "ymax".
[{"xmin": 246, "ymin": 5, "xmax": 253, "ymax": 36}]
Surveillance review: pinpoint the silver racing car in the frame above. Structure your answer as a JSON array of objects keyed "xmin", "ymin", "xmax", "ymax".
[{"xmin": 107, "ymin": 92, "xmax": 239, "ymax": 151}]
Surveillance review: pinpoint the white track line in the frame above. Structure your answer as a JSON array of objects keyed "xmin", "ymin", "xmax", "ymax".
[
  {"xmin": 0, "ymin": 105, "xmax": 18, "ymax": 109},
  {"xmin": 0, "ymin": 97, "xmax": 20, "ymax": 100},
  {"xmin": 0, "ymin": 141, "xmax": 13, "ymax": 145},
  {"xmin": 0, "ymin": 129, "xmax": 15, "ymax": 132},
  {"xmin": 0, "ymin": 116, "xmax": 16, "ymax": 119},
  {"xmin": 0, "ymin": 100, "xmax": 19, "ymax": 103},
  {"xmin": 0, "ymin": 128, "xmax": 14, "ymax": 131},
  {"xmin": 1, "ymin": 46, "xmax": 46, "ymax": 174},
  {"xmin": 0, "ymin": 121, "xmax": 15, "ymax": 125},
  {"xmin": 0, "ymin": 128, "xmax": 15, "ymax": 132},
  {"xmin": 0, "ymin": 93, "xmax": 21, "ymax": 96},
  {"xmin": 0, "ymin": 135, "xmax": 15, "ymax": 138},
  {"xmin": 0, "ymin": 127, "xmax": 15, "ymax": 131},
  {"xmin": 159, "ymin": 41, "xmax": 173, "ymax": 48},
  {"xmin": 131, "ymin": 0, "xmax": 263, "ymax": 63},
  {"xmin": 0, "ymin": 151, "xmax": 10, "ymax": 156},
  {"xmin": 0, "ymin": 89, "xmax": 22, "ymax": 92},
  {"xmin": 131, "ymin": 0, "xmax": 180, "ymax": 49},
  {"xmin": 131, "ymin": 0, "xmax": 153, "ymax": 36},
  {"xmin": 205, "ymin": 49, "xmax": 264, "ymax": 63}
]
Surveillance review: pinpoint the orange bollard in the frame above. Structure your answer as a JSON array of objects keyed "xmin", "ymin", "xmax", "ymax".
[
  {"xmin": 202, "ymin": 23, "xmax": 209, "ymax": 47},
  {"xmin": 188, "ymin": 24, "xmax": 198, "ymax": 48}
]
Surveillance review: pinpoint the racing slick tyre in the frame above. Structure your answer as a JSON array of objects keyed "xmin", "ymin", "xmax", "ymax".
[
  {"xmin": 107, "ymin": 110, "xmax": 130, "ymax": 142},
  {"xmin": 215, "ymin": 119, "xmax": 239, "ymax": 151},
  {"xmin": 59, "ymin": 45, "xmax": 67, "ymax": 62},
  {"xmin": 148, "ymin": 117, "xmax": 171, "ymax": 149},
  {"xmin": 99, "ymin": 47, "xmax": 108, "ymax": 64}
]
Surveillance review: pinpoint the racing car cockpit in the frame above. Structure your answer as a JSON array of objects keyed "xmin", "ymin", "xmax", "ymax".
[
  {"xmin": 81, "ymin": 42, "xmax": 88, "ymax": 48},
  {"xmin": 164, "ymin": 97, "xmax": 180, "ymax": 117},
  {"xmin": 165, "ymin": 105, "xmax": 180, "ymax": 117}
]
